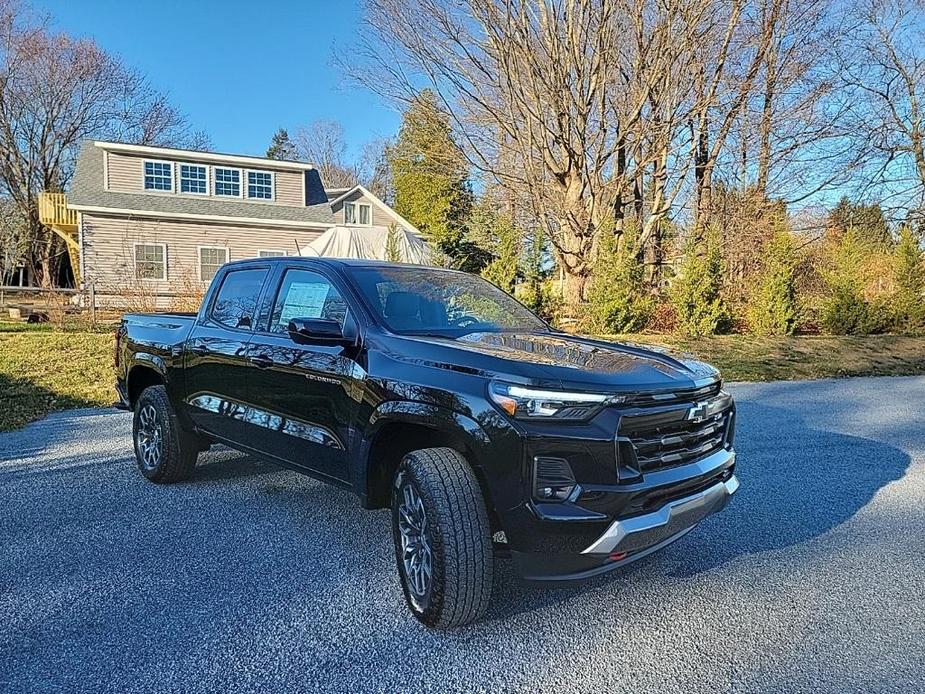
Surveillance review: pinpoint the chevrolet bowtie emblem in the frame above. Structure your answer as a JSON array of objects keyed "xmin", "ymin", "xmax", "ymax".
[{"xmin": 687, "ymin": 401, "xmax": 711, "ymax": 422}]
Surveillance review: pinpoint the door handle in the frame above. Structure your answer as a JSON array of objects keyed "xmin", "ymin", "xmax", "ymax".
[
  {"xmin": 248, "ymin": 353, "xmax": 274, "ymax": 368},
  {"xmin": 190, "ymin": 344, "xmax": 209, "ymax": 356}
]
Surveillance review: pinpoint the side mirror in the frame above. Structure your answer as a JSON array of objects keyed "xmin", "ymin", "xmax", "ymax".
[{"xmin": 287, "ymin": 317, "xmax": 345, "ymax": 344}]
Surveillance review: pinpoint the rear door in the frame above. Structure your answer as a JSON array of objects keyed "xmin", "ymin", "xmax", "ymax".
[
  {"xmin": 184, "ymin": 266, "xmax": 271, "ymax": 441},
  {"xmin": 244, "ymin": 264, "xmax": 365, "ymax": 483}
]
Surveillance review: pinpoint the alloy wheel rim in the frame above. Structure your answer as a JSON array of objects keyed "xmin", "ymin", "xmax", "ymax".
[
  {"xmin": 397, "ymin": 481, "xmax": 433, "ymax": 601},
  {"xmin": 136, "ymin": 404, "xmax": 162, "ymax": 470}
]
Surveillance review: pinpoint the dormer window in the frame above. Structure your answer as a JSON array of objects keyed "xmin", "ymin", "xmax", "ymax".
[
  {"xmin": 143, "ymin": 161, "xmax": 173, "ymax": 191},
  {"xmin": 214, "ymin": 167, "xmax": 241, "ymax": 197},
  {"xmin": 247, "ymin": 170, "xmax": 273, "ymax": 200},
  {"xmin": 345, "ymin": 201, "xmax": 372, "ymax": 225},
  {"xmin": 179, "ymin": 164, "xmax": 208, "ymax": 194}
]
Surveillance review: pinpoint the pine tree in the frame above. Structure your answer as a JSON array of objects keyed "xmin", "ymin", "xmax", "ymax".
[
  {"xmin": 827, "ymin": 197, "xmax": 891, "ymax": 246},
  {"xmin": 587, "ymin": 229, "xmax": 653, "ymax": 334},
  {"xmin": 388, "ymin": 90, "xmax": 474, "ymax": 266},
  {"xmin": 384, "ymin": 223, "xmax": 402, "ymax": 262},
  {"xmin": 892, "ymin": 224, "xmax": 925, "ymax": 330},
  {"xmin": 747, "ymin": 231, "xmax": 799, "ymax": 336},
  {"xmin": 480, "ymin": 214, "xmax": 519, "ymax": 293},
  {"xmin": 820, "ymin": 229, "xmax": 871, "ymax": 335},
  {"xmin": 670, "ymin": 231, "xmax": 728, "ymax": 337},
  {"xmin": 267, "ymin": 128, "xmax": 297, "ymax": 160}
]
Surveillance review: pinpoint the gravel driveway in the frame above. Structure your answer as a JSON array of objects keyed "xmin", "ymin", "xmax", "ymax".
[{"xmin": 2, "ymin": 377, "xmax": 924, "ymax": 694}]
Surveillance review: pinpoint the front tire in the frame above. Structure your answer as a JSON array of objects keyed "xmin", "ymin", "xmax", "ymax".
[
  {"xmin": 391, "ymin": 447, "xmax": 493, "ymax": 629},
  {"xmin": 132, "ymin": 385, "xmax": 198, "ymax": 483}
]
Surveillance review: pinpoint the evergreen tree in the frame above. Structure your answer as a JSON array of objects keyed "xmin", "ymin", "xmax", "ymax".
[
  {"xmin": 267, "ymin": 128, "xmax": 297, "ymax": 160},
  {"xmin": 388, "ymin": 90, "xmax": 474, "ymax": 267},
  {"xmin": 892, "ymin": 224, "xmax": 925, "ymax": 330},
  {"xmin": 587, "ymin": 229, "xmax": 653, "ymax": 334},
  {"xmin": 480, "ymin": 214, "xmax": 519, "ymax": 293},
  {"xmin": 384, "ymin": 223, "xmax": 402, "ymax": 262},
  {"xmin": 747, "ymin": 231, "xmax": 799, "ymax": 336},
  {"xmin": 670, "ymin": 231, "xmax": 728, "ymax": 337},
  {"xmin": 828, "ymin": 197, "xmax": 891, "ymax": 246},
  {"xmin": 820, "ymin": 229, "xmax": 871, "ymax": 335}
]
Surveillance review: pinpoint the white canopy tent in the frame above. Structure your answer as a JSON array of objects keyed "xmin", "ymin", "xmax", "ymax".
[{"xmin": 299, "ymin": 225, "xmax": 433, "ymax": 265}]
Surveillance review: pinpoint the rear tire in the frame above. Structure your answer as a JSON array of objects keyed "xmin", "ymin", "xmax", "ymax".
[
  {"xmin": 391, "ymin": 447, "xmax": 493, "ymax": 629},
  {"xmin": 132, "ymin": 385, "xmax": 198, "ymax": 483}
]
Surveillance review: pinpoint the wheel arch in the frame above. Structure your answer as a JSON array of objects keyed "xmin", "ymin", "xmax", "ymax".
[
  {"xmin": 361, "ymin": 401, "xmax": 501, "ymax": 530},
  {"xmin": 126, "ymin": 354, "xmax": 168, "ymax": 408}
]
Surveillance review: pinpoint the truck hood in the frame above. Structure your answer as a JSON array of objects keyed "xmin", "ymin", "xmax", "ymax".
[{"xmin": 389, "ymin": 331, "xmax": 719, "ymax": 392}]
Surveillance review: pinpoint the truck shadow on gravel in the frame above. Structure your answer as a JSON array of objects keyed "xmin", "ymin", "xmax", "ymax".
[{"xmin": 484, "ymin": 399, "xmax": 911, "ymax": 621}]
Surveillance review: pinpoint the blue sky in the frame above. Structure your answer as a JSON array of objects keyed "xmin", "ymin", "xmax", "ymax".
[{"xmin": 31, "ymin": 0, "xmax": 400, "ymax": 160}]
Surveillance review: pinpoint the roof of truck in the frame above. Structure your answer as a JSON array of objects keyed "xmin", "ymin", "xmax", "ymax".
[{"xmin": 224, "ymin": 256, "xmax": 447, "ymax": 271}]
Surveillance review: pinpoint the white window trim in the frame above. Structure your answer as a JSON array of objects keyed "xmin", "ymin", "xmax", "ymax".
[
  {"xmin": 142, "ymin": 159, "xmax": 175, "ymax": 193},
  {"xmin": 133, "ymin": 242, "xmax": 168, "ymax": 281},
  {"xmin": 345, "ymin": 201, "xmax": 372, "ymax": 226},
  {"xmin": 178, "ymin": 162, "xmax": 210, "ymax": 196},
  {"xmin": 213, "ymin": 166, "xmax": 244, "ymax": 198},
  {"xmin": 245, "ymin": 169, "xmax": 275, "ymax": 201},
  {"xmin": 258, "ymin": 249, "xmax": 287, "ymax": 257},
  {"xmin": 358, "ymin": 202, "xmax": 372, "ymax": 226},
  {"xmin": 197, "ymin": 245, "xmax": 230, "ymax": 282}
]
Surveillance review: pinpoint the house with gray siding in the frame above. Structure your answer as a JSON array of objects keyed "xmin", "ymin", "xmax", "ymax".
[{"xmin": 54, "ymin": 140, "xmax": 418, "ymax": 308}]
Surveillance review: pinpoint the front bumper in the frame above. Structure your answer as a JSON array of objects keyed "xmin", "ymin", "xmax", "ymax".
[
  {"xmin": 509, "ymin": 453, "xmax": 739, "ymax": 582},
  {"xmin": 581, "ymin": 474, "xmax": 739, "ymax": 555}
]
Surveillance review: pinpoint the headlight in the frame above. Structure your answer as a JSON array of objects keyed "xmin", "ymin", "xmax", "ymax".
[{"xmin": 488, "ymin": 381, "xmax": 622, "ymax": 421}]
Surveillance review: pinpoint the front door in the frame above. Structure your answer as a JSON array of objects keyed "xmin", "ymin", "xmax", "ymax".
[
  {"xmin": 184, "ymin": 266, "xmax": 270, "ymax": 441},
  {"xmin": 245, "ymin": 267, "xmax": 364, "ymax": 482}
]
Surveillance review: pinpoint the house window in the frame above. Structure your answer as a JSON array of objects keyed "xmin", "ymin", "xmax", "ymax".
[
  {"xmin": 198, "ymin": 246, "xmax": 228, "ymax": 282},
  {"xmin": 247, "ymin": 170, "xmax": 273, "ymax": 199},
  {"xmin": 134, "ymin": 243, "xmax": 167, "ymax": 280},
  {"xmin": 179, "ymin": 164, "xmax": 208, "ymax": 194},
  {"xmin": 258, "ymin": 250, "xmax": 286, "ymax": 257},
  {"xmin": 345, "ymin": 202, "xmax": 371, "ymax": 225},
  {"xmin": 214, "ymin": 167, "xmax": 241, "ymax": 197},
  {"xmin": 143, "ymin": 161, "xmax": 173, "ymax": 191}
]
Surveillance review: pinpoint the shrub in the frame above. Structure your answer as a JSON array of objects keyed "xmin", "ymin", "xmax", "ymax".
[
  {"xmin": 670, "ymin": 231, "xmax": 728, "ymax": 337},
  {"xmin": 517, "ymin": 279, "xmax": 562, "ymax": 325},
  {"xmin": 586, "ymin": 232, "xmax": 653, "ymax": 334},
  {"xmin": 891, "ymin": 225, "xmax": 925, "ymax": 331},
  {"xmin": 822, "ymin": 284, "xmax": 870, "ymax": 334},
  {"xmin": 747, "ymin": 231, "xmax": 798, "ymax": 336},
  {"xmin": 820, "ymin": 228, "xmax": 881, "ymax": 335}
]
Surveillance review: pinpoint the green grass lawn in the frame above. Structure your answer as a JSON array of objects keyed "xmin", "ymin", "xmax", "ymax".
[
  {"xmin": 608, "ymin": 334, "xmax": 925, "ymax": 382},
  {"xmin": 2, "ymin": 325, "xmax": 925, "ymax": 432},
  {"xmin": 0, "ymin": 330, "xmax": 115, "ymax": 431}
]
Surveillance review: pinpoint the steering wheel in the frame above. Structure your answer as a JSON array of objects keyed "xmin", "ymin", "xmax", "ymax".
[{"xmin": 449, "ymin": 315, "xmax": 481, "ymax": 329}]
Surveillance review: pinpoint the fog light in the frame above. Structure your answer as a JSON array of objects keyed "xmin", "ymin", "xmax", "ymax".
[{"xmin": 533, "ymin": 457, "xmax": 576, "ymax": 502}]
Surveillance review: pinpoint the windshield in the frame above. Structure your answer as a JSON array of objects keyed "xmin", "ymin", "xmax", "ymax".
[{"xmin": 352, "ymin": 266, "xmax": 548, "ymax": 337}]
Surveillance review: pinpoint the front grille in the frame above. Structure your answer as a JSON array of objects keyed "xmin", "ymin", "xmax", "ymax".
[
  {"xmin": 621, "ymin": 381, "xmax": 721, "ymax": 407},
  {"xmin": 619, "ymin": 401, "xmax": 731, "ymax": 472}
]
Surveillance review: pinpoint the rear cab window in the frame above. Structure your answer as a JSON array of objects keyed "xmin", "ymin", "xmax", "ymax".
[{"xmin": 210, "ymin": 268, "xmax": 269, "ymax": 330}]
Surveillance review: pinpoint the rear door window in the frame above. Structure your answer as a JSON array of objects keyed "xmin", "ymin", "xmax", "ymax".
[{"xmin": 210, "ymin": 268, "xmax": 269, "ymax": 330}]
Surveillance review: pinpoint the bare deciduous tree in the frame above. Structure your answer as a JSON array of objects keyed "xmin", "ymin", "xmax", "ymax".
[
  {"xmin": 841, "ymin": 0, "xmax": 925, "ymax": 218},
  {"xmin": 292, "ymin": 119, "xmax": 359, "ymax": 189},
  {"xmin": 345, "ymin": 0, "xmax": 667, "ymax": 300},
  {"xmin": 341, "ymin": 0, "xmax": 790, "ymax": 299},
  {"xmin": 0, "ymin": 0, "xmax": 207, "ymax": 287}
]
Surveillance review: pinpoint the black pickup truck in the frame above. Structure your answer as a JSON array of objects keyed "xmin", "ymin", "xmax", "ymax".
[{"xmin": 115, "ymin": 257, "xmax": 738, "ymax": 628}]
